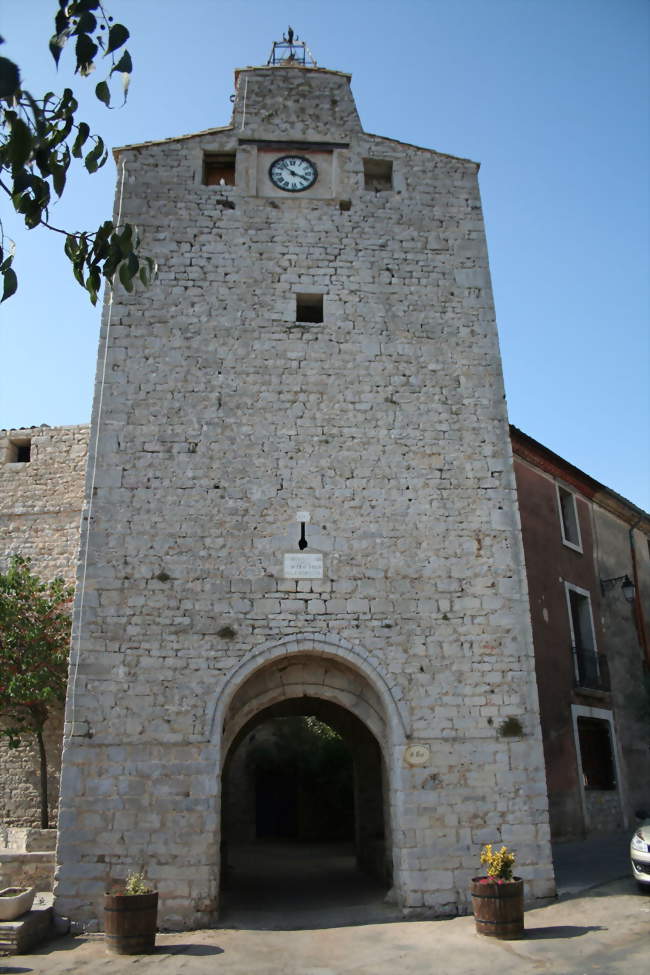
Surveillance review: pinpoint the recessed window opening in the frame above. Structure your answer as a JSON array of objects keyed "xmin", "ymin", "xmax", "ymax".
[
  {"xmin": 296, "ymin": 293, "xmax": 323, "ymax": 323},
  {"xmin": 577, "ymin": 717, "xmax": 616, "ymax": 790},
  {"xmin": 558, "ymin": 485, "xmax": 581, "ymax": 549},
  {"xmin": 568, "ymin": 587, "xmax": 595, "ymax": 653},
  {"xmin": 8, "ymin": 438, "xmax": 31, "ymax": 463},
  {"xmin": 363, "ymin": 158, "xmax": 393, "ymax": 191},
  {"xmin": 566, "ymin": 584, "xmax": 603, "ymax": 688},
  {"xmin": 204, "ymin": 152, "xmax": 236, "ymax": 186}
]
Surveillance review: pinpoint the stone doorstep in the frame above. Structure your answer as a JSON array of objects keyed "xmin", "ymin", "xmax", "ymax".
[{"xmin": 0, "ymin": 894, "xmax": 55, "ymax": 955}]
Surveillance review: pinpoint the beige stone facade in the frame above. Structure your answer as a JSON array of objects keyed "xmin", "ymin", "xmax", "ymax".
[
  {"xmin": 0, "ymin": 425, "xmax": 88, "ymax": 829},
  {"xmin": 51, "ymin": 63, "xmax": 555, "ymax": 928}
]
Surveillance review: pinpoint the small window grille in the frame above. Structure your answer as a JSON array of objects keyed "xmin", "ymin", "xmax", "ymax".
[
  {"xmin": 363, "ymin": 158, "xmax": 393, "ymax": 191},
  {"xmin": 203, "ymin": 152, "xmax": 236, "ymax": 186},
  {"xmin": 296, "ymin": 293, "xmax": 323, "ymax": 323}
]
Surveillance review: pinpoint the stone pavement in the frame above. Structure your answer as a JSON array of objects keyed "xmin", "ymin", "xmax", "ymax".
[{"xmin": 2, "ymin": 832, "xmax": 648, "ymax": 975}]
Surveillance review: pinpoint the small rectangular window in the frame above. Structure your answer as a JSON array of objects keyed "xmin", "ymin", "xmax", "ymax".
[
  {"xmin": 577, "ymin": 717, "xmax": 616, "ymax": 790},
  {"xmin": 558, "ymin": 485, "xmax": 582, "ymax": 550},
  {"xmin": 7, "ymin": 438, "xmax": 31, "ymax": 463},
  {"xmin": 203, "ymin": 152, "xmax": 236, "ymax": 186},
  {"xmin": 363, "ymin": 158, "xmax": 393, "ymax": 191},
  {"xmin": 296, "ymin": 293, "xmax": 323, "ymax": 323}
]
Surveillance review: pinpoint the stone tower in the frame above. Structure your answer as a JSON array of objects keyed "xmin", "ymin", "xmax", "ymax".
[{"xmin": 55, "ymin": 47, "xmax": 555, "ymax": 928}]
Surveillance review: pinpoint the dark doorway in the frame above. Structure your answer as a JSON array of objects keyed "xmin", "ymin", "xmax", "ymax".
[
  {"xmin": 253, "ymin": 716, "xmax": 355, "ymax": 842},
  {"xmin": 220, "ymin": 700, "xmax": 390, "ymax": 926}
]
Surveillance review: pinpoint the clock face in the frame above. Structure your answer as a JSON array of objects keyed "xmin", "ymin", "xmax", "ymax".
[{"xmin": 269, "ymin": 155, "xmax": 318, "ymax": 192}]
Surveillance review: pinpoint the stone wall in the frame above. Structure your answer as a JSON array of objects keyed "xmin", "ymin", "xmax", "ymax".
[
  {"xmin": 55, "ymin": 64, "xmax": 555, "ymax": 928},
  {"xmin": 0, "ymin": 425, "xmax": 88, "ymax": 827},
  {"xmin": 0, "ymin": 829, "xmax": 56, "ymax": 892},
  {"xmin": 0, "ymin": 425, "xmax": 89, "ymax": 581}
]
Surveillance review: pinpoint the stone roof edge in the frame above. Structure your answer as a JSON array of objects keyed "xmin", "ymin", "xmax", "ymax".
[
  {"xmin": 113, "ymin": 125, "xmax": 234, "ymax": 157},
  {"xmin": 113, "ymin": 124, "xmax": 478, "ymax": 167},
  {"xmin": 363, "ymin": 131, "xmax": 479, "ymax": 167},
  {"xmin": 510, "ymin": 424, "xmax": 650, "ymax": 531},
  {"xmin": 234, "ymin": 64, "xmax": 353, "ymax": 84},
  {"xmin": 1, "ymin": 423, "xmax": 90, "ymax": 434}
]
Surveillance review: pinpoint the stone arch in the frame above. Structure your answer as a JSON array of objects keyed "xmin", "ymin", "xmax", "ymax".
[
  {"xmin": 212, "ymin": 633, "xmax": 411, "ymax": 913},
  {"xmin": 208, "ymin": 632, "xmax": 411, "ymax": 751}
]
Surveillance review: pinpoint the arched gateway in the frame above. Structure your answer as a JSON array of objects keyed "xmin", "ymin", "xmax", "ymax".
[{"xmin": 212, "ymin": 635, "xmax": 410, "ymax": 912}]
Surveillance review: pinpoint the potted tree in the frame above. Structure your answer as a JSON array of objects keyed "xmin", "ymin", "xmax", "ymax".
[
  {"xmin": 104, "ymin": 872, "xmax": 158, "ymax": 955},
  {"xmin": 470, "ymin": 844, "xmax": 524, "ymax": 939}
]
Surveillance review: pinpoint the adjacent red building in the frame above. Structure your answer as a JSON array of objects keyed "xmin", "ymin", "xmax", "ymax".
[{"xmin": 511, "ymin": 427, "xmax": 650, "ymax": 839}]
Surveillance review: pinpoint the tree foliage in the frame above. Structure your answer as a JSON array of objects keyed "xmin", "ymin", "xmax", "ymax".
[
  {"xmin": 0, "ymin": 555, "xmax": 74, "ymax": 827},
  {"xmin": 0, "ymin": 1, "xmax": 155, "ymax": 305}
]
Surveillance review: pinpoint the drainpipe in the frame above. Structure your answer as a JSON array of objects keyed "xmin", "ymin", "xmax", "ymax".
[{"xmin": 629, "ymin": 518, "xmax": 649, "ymax": 668}]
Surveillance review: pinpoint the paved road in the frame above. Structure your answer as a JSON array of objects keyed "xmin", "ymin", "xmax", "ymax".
[{"xmin": 2, "ymin": 832, "xmax": 648, "ymax": 974}]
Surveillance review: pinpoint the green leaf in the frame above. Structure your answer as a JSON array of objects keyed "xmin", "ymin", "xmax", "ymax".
[
  {"xmin": 86, "ymin": 266, "xmax": 101, "ymax": 304},
  {"xmin": 74, "ymin": 11, "xmax": 97, "ymax": 35},
  {"xmin": 84, "ymin": 137, "xmax": 104, "ymax": 174},
  {"xmin": 49, "ymin": 35, "xmax": 65, "ymax": 68},
  {"xmin": 50, "ymin": 148, "xmax": 69, "ymax": 197},
  {"xmin": 54, "ymin": 9, "xmax": 69, "ymax": 37},
  {"xmin": 72, "ymin": 121, "xmax": 90, "ymax": 158},
  {"xmin": 7, "ymin": 117, "xmax": 32, "ymax": 169},
  {"xmin": 111, "ymin": 50, "xmax": 132, "ymax": 75},
  {"xmin": 107, "ymin": 23, "xmax": 129, "ymax": 55},
  {"xmin": 117, "ymin": 224, "xmax": 133, "ymax": 256},
  {"xmin": 95, "ymin": 80, "xmax": 110, "ymax": 107},
  {"xmin": 64, "ymin": 234, "xmax": 79, "ymax": 262},
  {"xmin": 75, "ymin": 32, "xmax": 98, "ymax": 74},
  {"xmin": 119, "ymin": 260, "xmax": 134, "ymax": 292},
  {"xmin": 0, "ymin": 55, "xmax": 20, "ymax": 98},
  {"xmin": 1, "ymin": 267, "xmax": 17, "ymax": 302}
]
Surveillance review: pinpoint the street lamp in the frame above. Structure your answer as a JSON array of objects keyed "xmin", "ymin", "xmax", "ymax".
[{"xmin": 600, "ymin": 574, "xmax": 636, "ymax": 603}]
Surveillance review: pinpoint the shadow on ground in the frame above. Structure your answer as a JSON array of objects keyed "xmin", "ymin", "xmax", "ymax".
[
  {"xmin": 524, "ymin": 924, "xmax": 607, "ymax": 939},
  {"xmin": 156, "ymin": 944, "xmax": 224, "ymax": 956}
]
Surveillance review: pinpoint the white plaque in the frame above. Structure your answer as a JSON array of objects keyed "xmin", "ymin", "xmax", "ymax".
[
  {"xmin": 283, "ymin": 553, "xmax": 323, "ymax": 579},
  {"xmin": 295, "ymin": 511, "xmax": 311, "ymax": 523}
]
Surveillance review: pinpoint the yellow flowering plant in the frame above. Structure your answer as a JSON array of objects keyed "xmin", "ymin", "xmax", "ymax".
[
  {"xmin": 479, "ymin": 844, "xmax": 516, "ymax": 883},
  {"xmin": 124, "ymin": 872, "xmax": 152, "ymax": 896}
]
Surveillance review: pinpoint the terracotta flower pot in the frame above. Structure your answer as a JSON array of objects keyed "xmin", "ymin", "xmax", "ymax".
[
  {"xmin": 104, "ymin": 891, "xmax": 158, "ymax": 955},
  {"xmin": 0, "ymin": 887, "xmax": 36, "ymax": 921},
  {"xmin": 470, "ymin": 877, "xmax": 524, "ymax": 939}
]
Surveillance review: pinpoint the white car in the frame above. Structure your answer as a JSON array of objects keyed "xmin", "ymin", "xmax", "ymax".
[{"xmin": 631, "ymin": 816, "xmax": 650, "ymax": 890}]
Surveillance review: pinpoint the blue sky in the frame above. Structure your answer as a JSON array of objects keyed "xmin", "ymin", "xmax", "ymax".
[{"xmin": 1, "ymin": 0, "xmax": 648, "ymax": 508}]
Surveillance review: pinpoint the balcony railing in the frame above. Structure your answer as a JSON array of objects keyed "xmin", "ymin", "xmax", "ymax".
[{"xmin": 573, "ymin": 647, "xmax": 611, "ymax": 692}]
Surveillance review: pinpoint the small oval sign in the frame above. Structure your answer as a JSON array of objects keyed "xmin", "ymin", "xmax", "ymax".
[{"xmin": 404, "ymin": 743, "xmax": 430, "ymax": 767}]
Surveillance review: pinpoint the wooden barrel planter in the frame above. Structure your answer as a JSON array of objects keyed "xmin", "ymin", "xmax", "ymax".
[
  {"xmin": 104, "ymin": 891, "xmax": 158, "ymax": 954},
  {"xmin": 470, "ymin": 877, "xmax": 524, "ymax": 939}
]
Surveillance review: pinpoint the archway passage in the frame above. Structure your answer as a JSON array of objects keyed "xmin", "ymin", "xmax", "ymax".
[{"xmin": 220, "ymin": 693, "xmax": 392, "ymax": 926}]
